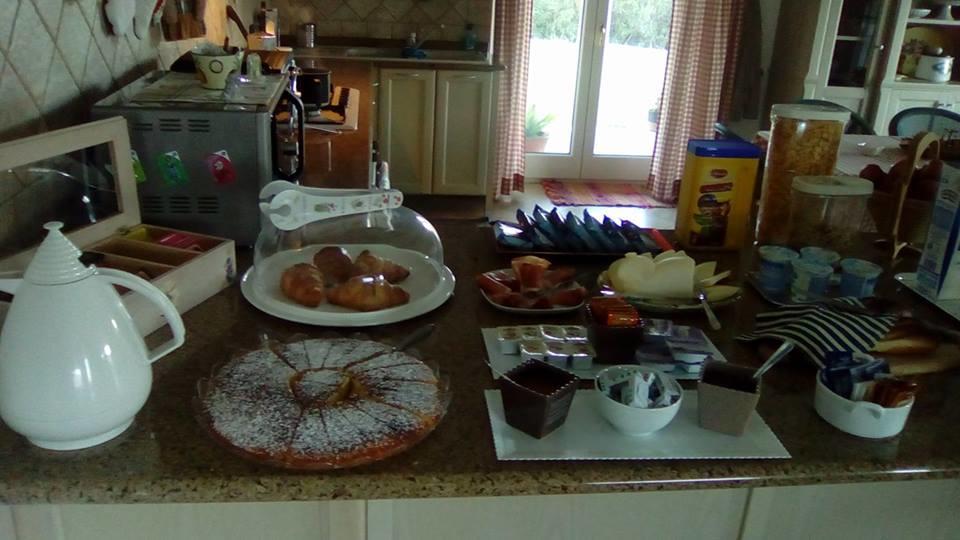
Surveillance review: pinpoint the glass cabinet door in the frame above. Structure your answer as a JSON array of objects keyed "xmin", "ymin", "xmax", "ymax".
[{"xmin": 829, "ymin": 0, "xmax": 890, "ymax": 87}]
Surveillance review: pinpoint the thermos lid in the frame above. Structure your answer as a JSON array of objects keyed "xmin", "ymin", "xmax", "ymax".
[
  {"xmin": 23, "ymin": 222, "xmax": 94, "ymax": 285},
  {"xmin": 792, "ymin": 175, "xmax": 874, "ymax": 197},
  {"xmin": 771, "ymin": 104, "xmax": 851, "ymax": 123}
]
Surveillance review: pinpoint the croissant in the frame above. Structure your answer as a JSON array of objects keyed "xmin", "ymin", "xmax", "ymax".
[
  {"xmin": 312, "ymin": 246, "xmax": 355, "ymax": 285},
  {"xmin": 280, "ymin": 263, "xmax": 326, "ymax": 307},
  {"xmin": 327, "ymin": 275, "xmax": 410, "ymax": 312},
  {"xmin": 352, "ymin": 250, "xmax": 410, "ymax": 283}
]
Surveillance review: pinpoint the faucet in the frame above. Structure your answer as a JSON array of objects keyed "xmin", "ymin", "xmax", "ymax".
[{"xmin": 404, "ymin": 25, "xmax": 445, "ymax": 56}]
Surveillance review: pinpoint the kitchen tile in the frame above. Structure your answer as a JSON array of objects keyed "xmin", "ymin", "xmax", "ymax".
[
  {"xmin": 346, "ymin": 0, "xmax": 380, "ymax": 19},
  {"xmin": 77, "ymin": 0, "xmax": 99, "ymax": 28},
  {"xmin": 90, "ymin": 8, "xmax": 119, "ymax": 69},
  {"xmin": 367, "ymin": 22, "xmax": 392, "ymax": 39},
  {"xmin": 418, "ymin": 0, "xmax": 451, "ymax": 21},
  {"xmin": 57, "ymin": 0, "xmax": 93, "ymax": 83},
  {"xmin": 40, "ymin": 51, "xmax": 81, "ymax": 126},
  {"xmin": 391, "ymin": 22, "xmax": 416, "ymax": 39},
  {"xmin": 6, "ymin": 0, "xmax": 55, "ymax": 104},
  {"xmin": 367, "ymin": 7, "xmax": 395, "ymax": 22},
  {"xmin": 81, "ymin": 39, "xmax": 114, "ymax": 99},
  {"xmin": 0, "ymin": 62, "xmax": 45, "ymax": 142},
  {"xmin": 439, "ymin": 8, "xmax": 465, "ymax": 25},
  {"xmin": 314, "ymin": 21, "xmax": 342, "ymax": 37},
  {"xmin": 32, "ymin": 0, "xmax": 63, "ymax": 34},
  {"xmin": 341, "ymin": 22, "xmax": 367, "ymax": 37},
  {"xmin": 312, "ymin": 0, "xmax": 344, "ymax": 18},
  {"xmin": 111, "ymin": 35, "xmax": 137, "ymax": 84},
  {"xmin": 0, "ymin": 0, "xmax": 20, "ymax": 52},
  {"xmin": 330, "ymin": 3, "xmax": 361, "ymax": 22},
  {"xmin": 400, "ymin": 6, "xmax": 431, "ymax": 23},
  {"xmin": 382, "ymin": 0, "xmax": 414, "ymax": 20}
]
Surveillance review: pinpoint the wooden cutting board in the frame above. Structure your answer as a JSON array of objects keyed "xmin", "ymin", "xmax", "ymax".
[{"xmin": 886, "ymin": 343, "xmax": 960, "ymax": 376}]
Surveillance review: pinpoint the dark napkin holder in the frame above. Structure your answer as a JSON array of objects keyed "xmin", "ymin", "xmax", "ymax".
[
  {"xmin": 499, "ymin": 360, "xmax": 578, "ymax": 439},
  {"xmin": 697, "ymin": 360, "xmax": 760, "ymax": 436}
]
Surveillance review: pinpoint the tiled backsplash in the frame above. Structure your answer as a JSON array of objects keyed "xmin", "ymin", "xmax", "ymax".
[
  {"xmin": 0, "ymin": 0, "xmax": 162, "ymax": 143},
  {"xmin": 269, "ymin": 0, "xmax": 493, "ymax": 45}
]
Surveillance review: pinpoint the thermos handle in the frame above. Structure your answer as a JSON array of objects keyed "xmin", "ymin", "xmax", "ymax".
[{"xmin": 97, "ymin": 268, "xmax": 186, "ymax": 364}]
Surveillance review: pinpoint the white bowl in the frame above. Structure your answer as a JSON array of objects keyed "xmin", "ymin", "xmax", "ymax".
[
  {"xmin": 910, "ymin": 8, "xmax": 932, "ymax": 18},
  {"xmin": 814, "ymin": 374, "xmax": 913, "ymax": 439},
  {"xmin": 594, "ymin": 366, "xmax": 682, "ymax": 436}
]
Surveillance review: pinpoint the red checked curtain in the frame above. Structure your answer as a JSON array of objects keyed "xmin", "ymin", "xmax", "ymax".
[
  {"xmin": 491, "ymin": 0, "xmax": 534, "ymax": 201},
  {"xmin": 647, "ymin": 0, "xmax": 746, "ymax": 202}
]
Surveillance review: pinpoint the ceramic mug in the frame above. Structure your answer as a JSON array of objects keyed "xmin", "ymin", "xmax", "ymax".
[{"xmin": 192, "ymin": 45, "xmax": 243, "ymax": 90}]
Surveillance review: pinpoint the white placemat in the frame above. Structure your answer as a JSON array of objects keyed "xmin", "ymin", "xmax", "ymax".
[
  {"xmin": 481, "ymin": 328, "xmax": 726, "ymax": 381},
  {"xmin": 485, "ymin": 390, "xmax": 790, "ymax": 461}
]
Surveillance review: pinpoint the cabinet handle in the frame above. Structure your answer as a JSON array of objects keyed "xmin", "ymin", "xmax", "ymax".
[
  {"xmin": 453, "ymin": 75, "xmax": 479, "ymax": 80},
  {"xmin": 397, "ymin": 73, "xmax": 422, "ymax": 78}
]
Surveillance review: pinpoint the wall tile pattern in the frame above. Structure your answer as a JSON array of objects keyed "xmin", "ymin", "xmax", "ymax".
[
  {"xmin": 270, "ymin": 0, "xmax": 492, "ymax": 45},
  {"xmin": 0, "ymin": 0, "xmax": 162, "ymax": 143}
]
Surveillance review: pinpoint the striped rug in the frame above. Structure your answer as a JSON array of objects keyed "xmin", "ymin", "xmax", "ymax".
[
  {"xmin": 738, "ymin": 299, "xmax": 898, "ymax": 368},
  {"xmin": 541, "ymin": 180, "xmax": 672, "ymax": 208}
]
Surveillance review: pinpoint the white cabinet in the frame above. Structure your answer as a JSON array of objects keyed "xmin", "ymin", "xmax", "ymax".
[
  {"xmin": 433, "ymin": 71, "xmax": 494, "ymax": 195},
  {"xmin": 378, "ymin": 68, "xmax": 495, "ymax": 196},
  {"xmin": 377, "ymin": 69, "xmax": 436, "ymax": 195},
  {"xmin": 876, "ymin": 86, "xmax": 959, "ymax": 135}
]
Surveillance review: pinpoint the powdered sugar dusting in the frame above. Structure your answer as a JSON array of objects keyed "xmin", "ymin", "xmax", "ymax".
[
  {"xmin": 368, "ymin": 380, "xmax": 442, "ymax": 418},
  {"xmin": 203, "ymin": 339, "xmax": 441, "ymax": 467},
  {"xmin": 308, "ymin": 339, "xmax": 391, "ymax": 368},
  {"xmin": 357, "ymin": 362, "xmax": 438, "ymax": 384},
  {"xmin": 291, "ymin": 369, "xmax": 344, "ymax": 404},
  {"xmin": 204, "ymin": 350, "xmax": 300, "ymax": 455}
]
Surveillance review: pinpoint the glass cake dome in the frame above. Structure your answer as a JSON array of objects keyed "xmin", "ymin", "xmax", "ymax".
[{"xmin": 241, "ymin": 181, "xmax": 454, "ymax": 327}]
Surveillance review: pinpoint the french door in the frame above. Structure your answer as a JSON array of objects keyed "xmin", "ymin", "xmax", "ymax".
[{"xmin": 525, "ymin": 0, "xmax": 672, "ymax": 181}]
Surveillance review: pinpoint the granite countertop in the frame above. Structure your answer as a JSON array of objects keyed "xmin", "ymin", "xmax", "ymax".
[{"xmin": 0, "ymin": 221, "xmax": 958, "ymax": 504}]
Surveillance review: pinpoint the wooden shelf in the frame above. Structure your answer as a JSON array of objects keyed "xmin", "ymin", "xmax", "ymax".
[{"xmin": 907, "ymin": 18, "xmax": 960, "ymax": 27}]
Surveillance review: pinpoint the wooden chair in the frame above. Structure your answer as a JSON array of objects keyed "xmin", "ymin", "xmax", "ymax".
[{"xmin": 888, "ymin": 107, "xmax": 960, "ymax": 139}]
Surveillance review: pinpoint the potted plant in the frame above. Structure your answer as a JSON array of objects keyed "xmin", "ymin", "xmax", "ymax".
[
  {"xmin": 648, "ymin": 99, "xmax": 661, "ymax": 129},
  {"xmin": 525, "ymin": 106, "xmax": 555, "ymax": 153}
]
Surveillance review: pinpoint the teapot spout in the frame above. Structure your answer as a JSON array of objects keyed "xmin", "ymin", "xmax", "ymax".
[{"xmin": 0, "ymin": 278, "xmax": 22, "ymax": 295}]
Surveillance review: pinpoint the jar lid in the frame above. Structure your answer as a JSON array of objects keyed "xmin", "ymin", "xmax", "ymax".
[
  {"xmin": 771, "ymin": 104, "xmax": 851, "ymax": 123},
  {"xmin": 792, "ymin": 175, "xmax": 874, "ymax": 196}
]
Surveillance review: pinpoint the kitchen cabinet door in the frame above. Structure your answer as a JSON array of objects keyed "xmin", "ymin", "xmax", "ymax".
[
  {"xmin": 432, "ymin": 71, "xmax": 494, "ymax": 195},
  {"xmin": 378, "ymin": 69, "xmax": 436, "ymax": 194}
]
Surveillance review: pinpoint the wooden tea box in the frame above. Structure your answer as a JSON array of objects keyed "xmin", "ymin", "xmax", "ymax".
[{"xmin": 0, "ymin": 117, "xmax": 235, "ymax": 336}]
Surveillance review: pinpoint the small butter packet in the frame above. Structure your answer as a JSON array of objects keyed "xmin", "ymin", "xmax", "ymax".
[
  {"xmin": 540, "ymin": 325, "xmax": 567, "ymax": 341},
  {"xmin": 519, "ymin": 339, "xmax": 547, "ymax": 362},
  {"xmin": 545, "ymin": 341, "xmax": 570, "ymax": 368},
  {"xmin": 569, "ymin": 342, "xmax": 595, "ymax": 370},
  {"xmin": 518, "ymin": 326, "xmax": 542, "ymax": 341},
  {"xmin": 497, "ymin": 326, "xmax": 522, "ymax": 355},
  {"xmin": 561, "ymin": 325, "xmax": 588, "ymax": 342}
]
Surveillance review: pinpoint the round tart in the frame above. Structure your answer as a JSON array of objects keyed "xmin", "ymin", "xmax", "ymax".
[{"xmin": 200, "ymin": 338, "xmax": 443, "ymax": 469}]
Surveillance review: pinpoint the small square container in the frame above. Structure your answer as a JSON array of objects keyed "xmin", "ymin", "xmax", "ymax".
[
  {"xmin": 698, "ymin": 360, "xmax": 760, "ymax": 436},
  {"xmin": 518, "ymin": 326, "xmax": 542, "ymax": 341},
  {"xmin": 544, "ymin": 342, "xmax": 571, "ymax": 369},
  {"xmin": 757, "ymin": 246, "xmax": 799, "ymax": 293},
  {"xmin": 499, "ymin": 360, "xmax": 578, "ymax": 438},
  {"xmin": 586, "ymin": 304, "xmax": 645, "ymax": 364},
  {"xmin": 569, "ymin": 343, "xmax": 595, "ymax": 370},
  {"xmin": 497, "ymin": 327, "xmax": 523, "ymax": 355},
  {"xmin": 839, "ymin": 258, "xmax": 882, "ymax": 298},
  {"xmin": 562, "ymin": 326, "xmax": 588, "ymax": 342},
  {"xmin": 519, "ymin": 340, "xmax": 547, "ymax": 362},
  {"xmin": 790, "ymin": 258, "xmax": 833, "ymax": 299},
  {"xmin": 540, "ymin": 325, "xmax": 567, "ymax": 341}
]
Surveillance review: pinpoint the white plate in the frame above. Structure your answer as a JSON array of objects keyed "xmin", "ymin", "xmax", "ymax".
[
  {"xmin": 241, "ymin": 244, "xmax": 455, "ymax": 327},
  {"xmin": 479, "ymin": 268, "xmax": 585, "ymax": 314},
  {"xmin": 479, "ymin": 289, "xmax": 584, "ymax": 314}
]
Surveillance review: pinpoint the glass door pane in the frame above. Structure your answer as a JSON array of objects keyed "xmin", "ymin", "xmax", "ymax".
[
  {"xmin": 527, "ymin": 0, "xmax": 586, "ymax": 155},
  {"xmin": 591, "ymin": 0, "xmax": 671, "ymax": 157},
  {"xmin": 829, "ymin": 0, "xmax": 885, "ymax": 87}
]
